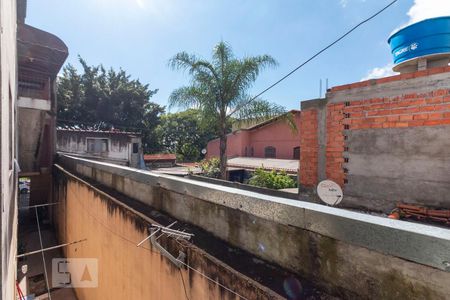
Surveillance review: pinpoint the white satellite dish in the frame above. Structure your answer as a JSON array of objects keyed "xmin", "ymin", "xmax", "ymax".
[
  {"xmin": 317, "ymin": 180, "xmax": 343, "ymax": 206},
  {"xmin": 201, "ymin": 148, "xmax": 207, "ymax": 155}
]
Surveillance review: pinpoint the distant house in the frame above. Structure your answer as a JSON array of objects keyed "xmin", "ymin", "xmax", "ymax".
[
  {"xmin": 57, "ymin": 128, "xmax": 142, "ymax": 168},
  {"xmin": 206, "ymin": 110, "xmax": 301, "ymax": 160},
  {"xmin": 144, "ymin": 153, "xmax": 177, "ymax": 168},
  {"xmin": 206, "ymin": 110, "xmax": 301, "ymax": 181}
]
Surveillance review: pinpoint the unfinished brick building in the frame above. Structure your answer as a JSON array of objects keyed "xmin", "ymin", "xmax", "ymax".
[{"xmin": 299, "ymin": 67, "xmax": 450, "ymax": 212}]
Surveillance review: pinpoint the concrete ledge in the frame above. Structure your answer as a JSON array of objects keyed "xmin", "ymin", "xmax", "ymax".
[
  {"xmin": 58, "ymin": 154, "xmax": 450, "ymax": 273},
  {"xmin": 18, "ymin": 97, "xmax": 51, "ymax": 110}
]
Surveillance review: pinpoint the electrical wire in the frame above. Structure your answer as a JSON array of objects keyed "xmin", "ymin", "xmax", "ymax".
[
  {"xmin": 228, "ymin": 0, "xmax": 398, "ymax": 117},
  {"xmin": 35, "ymin": 207, "xmax": 52, "ymax": 300},
  {"xmin": 179, "ymin": 268, "xmax": 190, "ymax": 300},
  {"xmin": 65, "ymin": 178, "xmax": 249, "ymax": 300}
]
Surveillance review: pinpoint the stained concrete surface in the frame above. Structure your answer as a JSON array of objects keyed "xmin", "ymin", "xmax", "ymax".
[
  {"xmin": 344, "ymin": 126, "xmax": 450, "ymax": 211},
  {"xmin": 60, "ymin": 170, "xmax": 337, "ymax": 299},
  {"xmin": 18, "ymin": 193, "xmax": 77, "ymax": 300}
]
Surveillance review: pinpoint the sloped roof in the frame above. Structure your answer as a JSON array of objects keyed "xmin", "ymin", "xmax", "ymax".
[
  {"xmin": 244, "ymin": 110, "xmax": 300, "ymax": 131},
  {"xmin": 57, "ymin": 127, "xmax": 139, "ymax": 136},
  {"xmin": 17, "ymin": 23, "xmax": 68, "ymax": 75}
]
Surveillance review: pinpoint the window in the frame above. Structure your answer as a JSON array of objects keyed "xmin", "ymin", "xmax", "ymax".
[
  {"xmin": 293, "ymin": 147, "xmax": 300, "ymax": 159},
  {"xmin": 250, "ymin": 147, "xmax": 254, "ymax": 157},
  {"xmin": 244, "ymin": 146, "xmax": 248, "ymax": 156},
  {"xmin": 264, "ymin": 146, "xmax": 276, "ymax": 158},
  {"xmin": 87, "ymin": 138, "xmax": 108, "ymax": 154},
  {"xmin": 132, "ymin": 143, "xmax": 139, "ymax": 154}
]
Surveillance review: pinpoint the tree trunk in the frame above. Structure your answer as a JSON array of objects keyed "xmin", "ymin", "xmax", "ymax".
[
  {"xmin": 218, "ymin": 108, "xmax": 228, "ymax": 180},
  {"xmin": 219, "ymin": 132, "xmax": 227, "ymax": 180}
]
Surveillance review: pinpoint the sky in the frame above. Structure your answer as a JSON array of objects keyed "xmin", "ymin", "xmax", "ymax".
[{"xmin": 27, "ymin": 0, "xmax": 450, "ymax": 111}]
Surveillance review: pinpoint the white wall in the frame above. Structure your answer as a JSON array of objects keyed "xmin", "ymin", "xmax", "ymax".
[
  {"xmin": 0, "ymin": 0, "xmax": 18, "ymax": 298},
  {"xmin": 57, "ymin": 131, "xmax": 142, "ymax": 167}
]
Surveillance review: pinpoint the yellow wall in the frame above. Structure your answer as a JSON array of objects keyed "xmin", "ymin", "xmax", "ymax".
[{"xmin": 54, "ymin": 175, "xmax": 279, "ymax": 300}]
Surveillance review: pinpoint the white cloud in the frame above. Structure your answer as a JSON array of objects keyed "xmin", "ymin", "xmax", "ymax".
[
  {"xmin": 339, "ymin": 0, "xmax": 366, "ymax": 8},
  {"xmin": 393, "ymin": 0, "xmax": 450, "ymax": 34},
  {"xmin": 363, "ymin": 0, "xmax": 450, "ymax": 80},
  {"xmin": 136, "ymin": 0, "xmax": 145, "ymax": 8},
  {"xmin": 361, "ymin": 63, "xmax": 397, "ymax": 81},
  {"xmin": 407, "ymin": 0, "xmax": 450, "ymax": 24},
  {"xmin": 340, "ymin": 0, "xmax": 349, "ymax": 8}
]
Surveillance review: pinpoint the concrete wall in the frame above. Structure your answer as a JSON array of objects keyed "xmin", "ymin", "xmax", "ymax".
[
  {"xmin": 58, "ymin": 155, "xmax": 450, "ymax": 299},
  {"xmin": 207, "ymin": 112, "xmax": 301, "ymax": 160},
  {"xmin": 57, "ymin": 130, "xmax": 142, "ymax": 168},
  {"xmin": 345, "ymin": 126, "xmax": 450, "ymax": 210},
  {"xmin": 0, "ymin": 0, "xmax": 18, "ymax": 299},
  {"xmin": 54, "ymin": 167, "xmax": 282, "ymax": 300},
  {"xmin": 18, "ymin": 108, "xmax": 46, "ymax": 172},
  {"xmin": 300, "ymin": 67, "xmax": 450, "ymax": 212}
]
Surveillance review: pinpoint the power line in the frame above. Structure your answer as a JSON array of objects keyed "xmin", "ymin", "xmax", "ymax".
[{"xmin": 228, "ymin": 0, "xmax": 398, "ymax": 117}]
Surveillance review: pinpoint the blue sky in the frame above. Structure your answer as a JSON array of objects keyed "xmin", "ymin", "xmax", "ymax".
[{"xmin": 27, "ymin": 0, "xmax": 449, "ymax": 110}]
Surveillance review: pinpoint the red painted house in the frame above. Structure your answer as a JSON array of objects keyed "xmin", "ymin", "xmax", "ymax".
[{"xmin": 206, "ymin": 110, "xmax": 301, "ymax": 160}]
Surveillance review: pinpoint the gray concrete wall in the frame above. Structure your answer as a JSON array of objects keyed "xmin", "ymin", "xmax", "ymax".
[
  {"xmin": 18, "ymin": 108, "xmax": 46, "ymax": 172},
  {"xmin": 58, "ymin": 155, "xmax": 450, "ymax": 299},
  {"xmin": 344, "ymin": 126, "xmax": 450, "ymax": 211},
  {"xmin": 0, "ymin": 0, "xmax": 19, "ymax": 298},
  {"xmin": 326, "ymin": 72, "xmax": 450, "ymax": 104}
]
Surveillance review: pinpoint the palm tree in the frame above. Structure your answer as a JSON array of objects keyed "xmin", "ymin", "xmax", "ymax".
[{"xmin": 169, "ymin": 41, "xmax": 287, "ymax": 179}]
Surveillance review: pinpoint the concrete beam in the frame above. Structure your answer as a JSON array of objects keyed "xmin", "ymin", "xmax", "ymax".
[{"xmin": 18, "ymin": 97, "xmax": 51, "ymax": 110}]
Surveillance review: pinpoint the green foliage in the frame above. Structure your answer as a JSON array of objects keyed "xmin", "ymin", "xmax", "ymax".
[
  {"xmin": 199, "ymin": 158, "xmax": 221, "ymax": 179},
  {"xmin": 155, "ymin": 109, "xmax": 218, "ymax": 162},
  {"xmin": 57, "ymin": 56, "xmax": 164, "ymax": 153},
  {"xmin": 248, "ymin": 167, "xmax": 297, "ymax": 190},
  {"xmin": 169, "ymin": 41, "xmax": 285, "ymax": 178}
]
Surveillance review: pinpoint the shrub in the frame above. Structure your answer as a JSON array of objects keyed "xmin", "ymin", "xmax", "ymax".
[
  {"xmin": 199, "ymin": 157, "xmax": 221, "ymax": 178},
  {"xmin": 248, "ymin": 167, "xmax": 296, "ymax": 190}
]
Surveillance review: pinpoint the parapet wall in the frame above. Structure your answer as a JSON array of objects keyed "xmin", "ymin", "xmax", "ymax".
[
  {"xmin": 58, "ymin": 155, "xmax": 450, "ymax": 299},
  {"xmin": 54, "ymin": 164, "xmax": 281, "ymax": 300},
  {"xmin": 300, "ymin": 67, "xmax": 450, "ymax": 212}
]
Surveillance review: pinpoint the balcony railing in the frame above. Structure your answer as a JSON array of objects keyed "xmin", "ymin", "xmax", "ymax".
[{"xmin": 18, "ymin": 72, "xmax": 50, "ymax": 101}]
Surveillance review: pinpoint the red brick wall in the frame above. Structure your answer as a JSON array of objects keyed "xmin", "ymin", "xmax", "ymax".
[
  {"xmin": 343, "ymin": 89, "xmax": 450, "ymax": 130},
  {"xmin": 326, "ymin": 103, "xmax": 346, "ymax": 187},
  {"xmin": 299, "ymin": 109, "xmax": 318, "ymax": 187},
  {"xmin": 322, "ymin": 89, "xmax": 450, "ymax": 188},
  {"xmin": 300, "ymin": 67, "xmax": 450, "ymax": 191}
]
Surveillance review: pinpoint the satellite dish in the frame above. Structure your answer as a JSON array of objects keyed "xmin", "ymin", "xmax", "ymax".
[
  {"xmin": 201, "ymin": 149, "xmax": 207, "ymax": 155},
  {"xmin": 317, "ymin": 180, "xmax": 343, "ymax": 206}
]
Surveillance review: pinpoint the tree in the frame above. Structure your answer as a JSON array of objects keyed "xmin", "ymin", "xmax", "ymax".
[
  {"xmin": 169, "ymin": 41, "xmax": 287, "ymax": 179},
  {"xmin": 156, "ymin": 109, "xmax": 217, "ymax": 162},
  {"xmin": 57, "ymin": 57, "xmax": 164, "ymax": 152}
]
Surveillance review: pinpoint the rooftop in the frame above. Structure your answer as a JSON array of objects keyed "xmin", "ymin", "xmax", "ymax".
[
  {"xmin": 143, "ymin": 153, "xmax": 177, "ymax": 161},
  {"xmin": 227, "ymin": 156, "xmax": 299, "ymax": 173},
  {"xmin": 57, "ymin": 127, "xmax": 139, "ymax": 136}
]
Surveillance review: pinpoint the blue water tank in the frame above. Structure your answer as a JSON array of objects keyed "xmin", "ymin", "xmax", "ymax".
[{"xmin": 388, "ymin": 16, "xmax": 450, "ymax": 65}]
